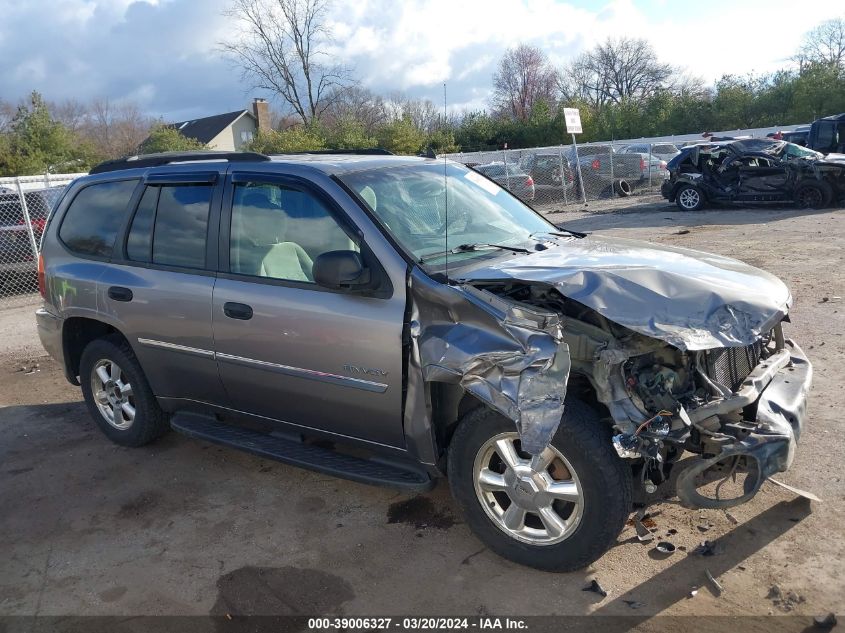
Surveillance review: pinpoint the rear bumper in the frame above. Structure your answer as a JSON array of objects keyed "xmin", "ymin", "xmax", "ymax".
[
  {"xmin": 660, "ymin": 180, "xmax": 673, "ymax": 200},
  {"xmin": 36, "ymin": 307, "xmax": 64, "ymax": 368}
]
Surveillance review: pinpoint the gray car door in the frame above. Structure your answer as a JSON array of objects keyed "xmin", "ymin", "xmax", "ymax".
[
  {"xmin": 98, "ymin": 169, "xmax": 229, "ymax": 406},
  {"xmin": 211, "ymin": 171, "xmax": 406, "ymax": 448}
]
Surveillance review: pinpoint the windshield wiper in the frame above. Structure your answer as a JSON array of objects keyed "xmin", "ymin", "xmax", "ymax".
[
  {"xmin": 419, "ymin": 242, "xmax": 531, "ymax": 263},
  {"xmin": 531, "ymin": 228, "xmax": 588, "ymax": 239}
]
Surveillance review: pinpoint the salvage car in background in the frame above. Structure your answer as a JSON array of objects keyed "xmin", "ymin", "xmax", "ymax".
[
  {"xmin": 37, "ymin": 150, "xmax": 811, "ymax": 572},
  {"xmin": 0, "ymin": 190, "xmax": 53, "ymax": 295},
  {"xmin": 563, "ymin": 144, "xmax": 642, "ymax": 197},
  {"xmin": 661, "ymin": 139, "xmax": 845, "ymax": 210},
  {"xmin": 472, "ymin": 162, "xmax": 536, "ymax": 202},
  {"xmin": 620, "ymin": 142, "xmax": 680, "ymax": 163},
  {"xmin": 518, "ymin": 150, "xmax": 576, "ymax": 201}
]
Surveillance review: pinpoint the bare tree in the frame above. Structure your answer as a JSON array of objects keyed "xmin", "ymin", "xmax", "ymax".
[
  {"xmin": 322, "ymin": 86, "xmax": 389, "ymax": 133},
  {"xmin": 0, "ymin": 100, "xmax": 16, "ymax": 132},
  {"xmin": 560, "ymin": 37, "xmax": 676, "ymax": 109},
  {"xmin": 83, "ymin": 99, "xmax": 154, "ymax": 157},
  {"xmin": 221, "ymin": 0, "xmax": 353, "ymax": 126},
  {"xmin": 51, "ymin": 99, "xmax": 89, "ymax": 136},
  {"xmin": 491, "ymin": 44, "xmax": 558, "ymax": 121},
  {"xmin": 795, "ymin": 17, "xmax": 845, "ymax": 71},
  {"xmin": 386, "ymin": 93, "xmax": 441, "ymax": 132}
]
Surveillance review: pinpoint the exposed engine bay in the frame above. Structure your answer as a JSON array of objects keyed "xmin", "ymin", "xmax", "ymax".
[{"xmin": 469, "ymin": 280, "xmax": 812, "ymax": 510}]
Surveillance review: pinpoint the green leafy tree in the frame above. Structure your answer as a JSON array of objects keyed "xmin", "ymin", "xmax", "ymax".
[
  {"xmin": 139, "ymin": 124, "xmax": 206, "ymax": 153},
  {"xmin": 376, "ymin": 116, "xmax": 425, "ymax": 155},
  {"xmin": 0, "ymin": 91, "xmax": 80, "ymax": 175},
  {"xmin": 245, "ymin": 126, "xmax": 326, "ymax": 153},
  {"xmin": 425, "ymin": 128, "xmax": 460, "ymax": 154},
  {"xmin": 455, "ymin": 111, "xmax": 497, "ymax": 151},
  {"xmin": 324, "ymin": 117, "xmax": 377, "ymax": 149}
]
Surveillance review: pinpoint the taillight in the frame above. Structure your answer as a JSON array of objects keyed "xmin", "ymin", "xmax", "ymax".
[
  {"xmin": 591, "ymin": 159, "xmax": 600, "ymax": 170},
  {"xmin": 37, "ymin": 253, "xmax": 46, "ymax": 299},
  {"xmin": 640, "ymin": 158, "xmax": 646, "ymax": 171},
  {"xmin": 524, "ymin": 176, "xmax": 534, "ymax": 187}
]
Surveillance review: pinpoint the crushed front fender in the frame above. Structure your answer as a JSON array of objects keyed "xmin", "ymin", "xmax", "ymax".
[{"xmin": 404, "ymin": 268, "xmax": 570, "ymax": 457}]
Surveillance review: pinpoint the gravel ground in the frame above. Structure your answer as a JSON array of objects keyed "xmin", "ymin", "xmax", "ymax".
[{"xmin": 0, "ymin": 199, "xmax": 843, "ymax": 625}]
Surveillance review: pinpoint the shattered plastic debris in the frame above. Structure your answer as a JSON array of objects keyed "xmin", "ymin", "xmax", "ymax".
[
  {"xmin": 634, "ymin": 509, "xmax": 655, "ymax": 542},
  {"xmin": 407, "ymin": 270, "xmax": 571, "ymax": 455},
  {"xmin": 767, "ymin": 585, "xmax": 806, "ymax": 612},
  {"xmin": 693, "ymin": 540, "xmax": 718, "ymax": 556},
  {"xmin": 623, "ymin": 600, "xmax": 646, "ymax": 609},
  {"xmin": 705, "ymin": 569, "xmax": 723, "ymax": 596},
  {"xmin": 655, "ymin": 541, "xmax": 676, "ymax": 555},
  {"xmin": 689, "ymin": 588, "xmax": 699, "ymax": 598},
  {"xmin": 462, "ymin": 234, "xmax": 791, "ymax": 351},
  {"xmin": 767, "ymin": 478, "xmax": 822, "ymax": 502},
  {"xmin": 582, "ymin": 579, "xmax": 608, "ymax": 598}
]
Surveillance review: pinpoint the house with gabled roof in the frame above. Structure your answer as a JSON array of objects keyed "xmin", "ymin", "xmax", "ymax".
[{"xmin": 168, "ymin": 98, "xmax": 270, "ymax": 151}]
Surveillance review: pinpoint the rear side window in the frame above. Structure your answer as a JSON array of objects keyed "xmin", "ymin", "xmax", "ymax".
[
  {"xmin": 126, "ymin": 184, "xmax": 212, "ymax": 269},
  {"xmin": 59, "ymin": 180, "xmax": 138, "ymax": 257}
]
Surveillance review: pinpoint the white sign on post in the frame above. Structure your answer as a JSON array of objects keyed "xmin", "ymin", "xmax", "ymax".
[{"xmin": 564, "ymin": 108, "xmax": 582, "ymax": 134}]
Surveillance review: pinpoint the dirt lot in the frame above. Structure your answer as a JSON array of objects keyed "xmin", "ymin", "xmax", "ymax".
[{"xmin": 1, "ymin": 198, "xmax": 843, "ymax": 625}]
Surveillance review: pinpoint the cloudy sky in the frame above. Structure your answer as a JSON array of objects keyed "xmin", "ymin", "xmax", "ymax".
[{"xmin": 1, "ymin": 0, "xmax": 843, "ymax": 121}]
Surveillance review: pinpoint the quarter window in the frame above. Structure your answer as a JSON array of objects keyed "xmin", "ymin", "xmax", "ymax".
[
  {"xmin": 59, "ymin": 180, "xmax": 138, "ymax": 257},
  {"xmin": 230, "ymin": 182, "xmax": 357, "ymax": 283}
]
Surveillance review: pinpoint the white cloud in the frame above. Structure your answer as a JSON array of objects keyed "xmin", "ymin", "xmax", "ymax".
[{"xmin": 0, "ymin": 0, "xmax": 843, "ymax": 119}]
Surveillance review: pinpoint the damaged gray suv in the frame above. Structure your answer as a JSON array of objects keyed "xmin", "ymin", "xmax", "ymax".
[{"xmin": 36, "ymin": 150, "xmax": 812, "ymax": 571}]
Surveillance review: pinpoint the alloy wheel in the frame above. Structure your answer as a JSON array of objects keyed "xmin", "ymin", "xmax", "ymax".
[
  {"xmin": 678, "ymin": 188, "xmax": 700, "ymax": 210},
  {"xmin": 473, "ymin": 432, "xmax": 583, "ymax": 545},
  {"xmin": 91, "ymin": 359, "xmax": 136, "ymax": 430},
  {"xmin": 797, "ymin": 187, "xmax": 822, "ymax": 208}
]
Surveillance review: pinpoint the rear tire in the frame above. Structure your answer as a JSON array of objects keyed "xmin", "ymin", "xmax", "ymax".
[
  {"xmin": 80, "ymin": 335, "xmax": 168, "ymax": 447},
  {"xmin": 448, "ymin": 400, "xmax": 632, "ymax": 571},
  {"xmin": 675, "ymin": 184, "xmax": 705, "ymax": 211},
  {"xmin": 794, "ymin": 181, "xmax": 832, "ymax": 209}
]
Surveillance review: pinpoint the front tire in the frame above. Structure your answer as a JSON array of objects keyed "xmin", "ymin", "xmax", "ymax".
[
  {"xmin": 448, "ymin": 400, "xmax": 632, "ymax": 571},
  {"xmin": 675, "ymin": 184, "xmax": 705, "ymax": 211},
  {"xmin": 80, "ymin": 335, "xmax": 168, "ymax": 447},
  {"xmin": 794, "ymin": 181, "xmax": 832, "ymax": 209}
]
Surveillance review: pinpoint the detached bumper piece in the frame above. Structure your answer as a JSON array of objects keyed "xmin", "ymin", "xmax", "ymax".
[{"xmin": 676, "ymin": 340, "xmax": 812, "ymax": 509}]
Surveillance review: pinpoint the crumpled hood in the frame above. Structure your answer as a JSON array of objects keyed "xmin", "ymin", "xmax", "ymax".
[{"xmin": 460, "ymin": 234, "xmax": 791, "ymax": 351}]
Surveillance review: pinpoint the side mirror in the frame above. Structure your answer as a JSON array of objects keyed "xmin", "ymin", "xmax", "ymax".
[{"xmin": 313, "ymin": 250, "xmax": 372, "ymax": 291}]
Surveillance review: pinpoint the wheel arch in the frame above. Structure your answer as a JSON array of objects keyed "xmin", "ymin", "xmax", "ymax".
[
  {"xmin": 62, "ymin": 317, "xmax": 132, "ymax": 385},
  {"xmin": 428, "ymin": 370, "xmax": 612, "ymax": 470}
]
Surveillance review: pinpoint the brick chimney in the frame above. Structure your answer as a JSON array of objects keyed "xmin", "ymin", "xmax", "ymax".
[{"xmin": 252, "ymin": 98, "xmax": 270, "ymax": 132}]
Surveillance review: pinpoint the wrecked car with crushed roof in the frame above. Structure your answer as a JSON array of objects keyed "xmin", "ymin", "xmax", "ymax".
[
  {"xmin": 37, "ymin": 150, "xmax": 812, "ymax": 572},
  {"xmin": 661, "ymin": 138, "xmax": 845, "ymax": 210}
]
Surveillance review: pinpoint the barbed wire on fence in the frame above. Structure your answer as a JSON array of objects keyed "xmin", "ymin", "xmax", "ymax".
[{"xmin": 1, "ymin": 172, "xmax": 84, "ymax": 304}]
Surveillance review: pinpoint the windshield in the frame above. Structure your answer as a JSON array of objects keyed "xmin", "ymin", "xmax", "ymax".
[
  {"xmin": 340, "ymin": 162, "xmax": 555, "ymax": 271},
  {"xmin": 779, "ymin": 142, "xmax": 822, "ymax": 160}
]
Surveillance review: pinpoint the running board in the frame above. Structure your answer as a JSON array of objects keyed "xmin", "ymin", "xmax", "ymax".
[{"xmin": 170, "ymin": 413, "xmax": 434, "ymax": 492}]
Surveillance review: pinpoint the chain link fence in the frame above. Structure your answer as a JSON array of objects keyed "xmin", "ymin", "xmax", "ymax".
[
  {"xmin": 446, "ymin": 140, "xmax": 680, "ymax": 211},
  {"xmin": 0, "ymin": 173, "xmax": 84, "ymax": 305}
]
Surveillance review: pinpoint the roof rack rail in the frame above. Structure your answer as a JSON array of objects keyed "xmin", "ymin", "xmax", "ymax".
[
  {"xmin": 89, "ymin": 151, "xmax": 271, "ymax": 175},
  {"xmin": 273, "ymin": 148, "xmax": 394, "ymax": 156}
]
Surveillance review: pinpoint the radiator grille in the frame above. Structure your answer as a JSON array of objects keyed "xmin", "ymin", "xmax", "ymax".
[{"xmin": 705, "ymin": 340, "xmax": 765, "ymax": 391}]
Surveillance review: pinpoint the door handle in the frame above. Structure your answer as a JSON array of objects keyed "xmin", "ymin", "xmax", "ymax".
[
  {"xmin": 108, "ymin": 286, "xmax": 133, "ymax": 302},
  {"xmin": 223, "ymin": 302, "xmax": 253, "ymax": 320}
]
